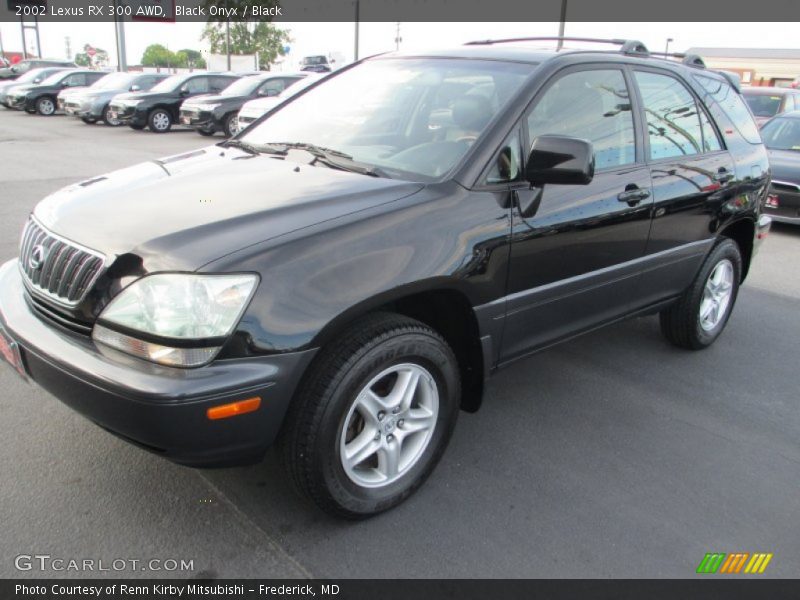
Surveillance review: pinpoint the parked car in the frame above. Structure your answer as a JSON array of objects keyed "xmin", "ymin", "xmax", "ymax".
[
  {"xmin": 179, "ymin": 72, "xmax": 307, "ymax": 137},
  {"xmin": 107, "ymin": 72, "xmax": 241, "ymax": 133},
  {"xmin": 0, "ymin": 58, "xmax": 76, "ymax": 80},
  {"xmin": 62, "ymin": 72, "xmax": 169, "ymax": 126},
  {"xmin": 6, "ymin": 69, "xmax": 106, "ymax": 115},
  {"xmin": 0, "ymin": 39, "xmax": 771, "ymax": 518},
  {"xmin": 759, "ymin": 111, "xmax": 800, "ymax": 224},
  {"xmin": 742, "ymin": 86, "xmax": 800, "ymax": 127},
  {"xmin": 236, "ymin": 73, "xmax": 321, "ymax": 131},
  {"xmin": 300, "ymin": 55, "xmax": 333, "ymax": 73},
  {"xmin": 0, "ymin": 67, "xmax": 71, "ymax": 107}
]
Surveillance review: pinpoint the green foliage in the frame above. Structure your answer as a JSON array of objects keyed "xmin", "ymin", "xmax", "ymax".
[
  {"xmin": 141, "ymin": 44, "xmax": 206, "ymax": 69},
  {"xmin": 201, "ymin": 20, "xmax": 290, "ymax": 70},
  {"xmin": 74, "ymin": 44, "xmax": 108, "ymax": 68}
]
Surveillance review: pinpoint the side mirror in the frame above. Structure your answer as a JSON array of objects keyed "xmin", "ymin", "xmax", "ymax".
[
  {"xmin": 10, "ymin": 66, "xmax": 18, "ymax": 72},
  {"xmin": 525, "ymin": 135, "xmax": 594, "ymax": 187},
  {"xmin": 179, "ymin": 88, "xmax": 190, "ymax": 96},
  {"xmin": 129, "ymin": 84, "xmax": 141, "ymax": 92}
]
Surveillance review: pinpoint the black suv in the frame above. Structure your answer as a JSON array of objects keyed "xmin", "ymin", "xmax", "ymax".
[
  {"xmin": 179, "ymin": 72, "xmax": 306, "ymax": 137},
  {"xmin": 107, "ymin": 72, "xmax": 241, "ymax": 132},
  {"xmin": 0, "ymin": 58, "xmax": 76, "ymax": 80},
  {"xmin": 0, "ymin": 39, "xmax": 771, "ymax": 518},
  {"xmin": 6, "ymin": 69, "xmax": 107, "ymax": 115}
]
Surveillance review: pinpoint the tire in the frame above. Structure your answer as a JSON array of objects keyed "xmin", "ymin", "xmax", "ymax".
[
  {"xmin": 35, "ymin": 96, "xmax": 56, "ymax": 116},
  {"xmin": 279, "ymin": 312, "xmax": 460, "ymax": 519},
  {"xmin": 102, "ymin": 104, "xmax": 121, "ymax": 126},
  {"xmin": 660, "ymin": 238, "xmax": 742, "ymax": 350},
  {"xmin": 129, "ymin": 123, "xmax": 145, "ymax": 130},
  {"xmin": 81, "ymin": 116, "xmax": 97, "ymax": 124},
  {"xmin": 148, "ymin": 108, "xmax": 172, "ymax": 133},
  {"xmin": 223, "ymin": 112, "xmax": 239, "ymax": 138},
  {"xmin": 197, "ymin": 128, "xmax": 215, "ymax": 137}
]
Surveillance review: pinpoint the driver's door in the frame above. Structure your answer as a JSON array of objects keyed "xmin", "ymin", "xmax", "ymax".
[{"xmin": 499, "ymin": 65, "xmax": 654, "ymax": 363}]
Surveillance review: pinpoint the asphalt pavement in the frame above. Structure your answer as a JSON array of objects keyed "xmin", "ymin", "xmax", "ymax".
[{"xmin": 0, "ymin": 109, "xmax": 798, "ymax": 579}]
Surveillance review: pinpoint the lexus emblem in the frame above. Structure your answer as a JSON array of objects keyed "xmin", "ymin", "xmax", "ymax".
[{"xmin": 29, "ymin": 244, "xmax": 46, "ymax": 271}]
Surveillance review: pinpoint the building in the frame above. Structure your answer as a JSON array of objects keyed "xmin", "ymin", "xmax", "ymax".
[{"xmin": 686, "ymin": 47, "xmax": 800, "ymax": 87}]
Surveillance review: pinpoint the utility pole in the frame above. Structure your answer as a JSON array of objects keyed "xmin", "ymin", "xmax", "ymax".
[
  {"xmin": 353, "ymin": 0, "xmax": 360, "ymax": 61},
  {"xmin": 394, "ymin": 22, "xmax": 402, "ymax": 51},
  {"xmin": 225, "ymin": 0, "xmax": 231, "ymax": 71},
  {"xmin": 556, "ymin": 0, "xmax": 567, "ymax": 50},
  {"xmin": 65, "ymin": 36, "xmax": 71, "ymax": 61},
  {"xmin": 664, "ymin": 37, "xmax": 673, "ymax": 56}
]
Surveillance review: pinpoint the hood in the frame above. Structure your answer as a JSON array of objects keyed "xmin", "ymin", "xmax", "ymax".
[
  {"xmin": 183, "ymin": 93, "xmax": 245, "ymax": 106},
  {"xmin": 8, "ymin": 84, "xmax": 37, "ymax": 94},
  {"xmin": 33, "ymin": 147, "xmax": 424, "ymax": 272},
  {"xmin": 113, "ymin": 89, "xmax": 172, "ymax": 102},
  {"xmin": 767, "ymin": 148, "xmax": 800, "ymax": 184}
]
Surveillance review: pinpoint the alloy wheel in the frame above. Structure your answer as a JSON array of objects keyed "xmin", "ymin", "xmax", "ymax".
[{"xmin": 699, "ymin": 259, "xmax": 734, "ymax": 331}]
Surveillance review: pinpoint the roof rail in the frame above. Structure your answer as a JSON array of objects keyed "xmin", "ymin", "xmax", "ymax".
[
  {"xmin": 652, "ymin": 51, "xmax": 707, "ymax": 69},
  {"xmin": 464, "ymin": 36, "xmax": 650, "ymax": 57}
]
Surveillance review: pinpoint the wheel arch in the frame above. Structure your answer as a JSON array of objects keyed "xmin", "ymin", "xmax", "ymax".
[
  {"xmin": 310, "ymin": 281, "xmax": 486, "ymax": 413},
  {"xmin": 718, "ymin": 217, "xmax": 755, "ymax": 281}
]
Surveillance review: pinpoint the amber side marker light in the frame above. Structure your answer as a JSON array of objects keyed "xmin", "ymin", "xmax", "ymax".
[{"xmin": 207, "ymin": 397, "xmax": 262, "ymax": 420}]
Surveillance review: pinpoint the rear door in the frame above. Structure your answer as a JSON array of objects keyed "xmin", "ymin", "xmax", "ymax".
[
  {"xmin": 499, "ymin": 65, "xmax": 654, "ymax": 362},
  {"xmin": 629, "ymin": 69, "xmax": 737, "ymax": 307}
]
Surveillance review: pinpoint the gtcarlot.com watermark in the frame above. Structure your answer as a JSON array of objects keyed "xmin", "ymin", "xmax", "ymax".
[{"xmin": 15, "ymin": 554, "xmax": 194, "ymax": 573}]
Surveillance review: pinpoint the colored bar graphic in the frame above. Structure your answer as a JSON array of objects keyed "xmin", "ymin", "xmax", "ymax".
[
  {"xmin": 744, "ymin": 553, "xmax": 774, "ymax": 574},
  {"xmin": 697, "ymin": 553, "xmax": 726, "ymax": 574},
  {"xmin": 699, "ymin": 552, "xmax": 773, "ymax": 574}
]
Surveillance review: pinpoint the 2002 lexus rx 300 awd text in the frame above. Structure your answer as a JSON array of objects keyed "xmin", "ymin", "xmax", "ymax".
[{"xmin": 0, "ymin": 39, "xmax": 771, "ymax": 518}]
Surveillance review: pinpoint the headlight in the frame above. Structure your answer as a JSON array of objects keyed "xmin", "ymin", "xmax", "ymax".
[
  {"xmin": 197, "ymin": 103, "xmax": 221, "ymax": 111},
  {"xmin": 124, "ymin": 99, "xmax": 143, "ymax": 107},
  {"xmin": 92, "ymin": 273, "xmax": 258, "ymax": 367}
]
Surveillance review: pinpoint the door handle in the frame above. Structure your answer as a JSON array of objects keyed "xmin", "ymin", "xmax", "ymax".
[
  {"xmin": 617, "ymin": 186, "xmax": 651, "ymax": 205},
  {"xmin": 713, "ymin": 168, "xmax": 735, "ymax": 184}
]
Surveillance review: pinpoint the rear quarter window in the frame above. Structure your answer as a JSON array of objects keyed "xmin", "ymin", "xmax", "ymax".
[{"xmin": 694, "ymin": 74, "xmax": 762, "ymax": 144}]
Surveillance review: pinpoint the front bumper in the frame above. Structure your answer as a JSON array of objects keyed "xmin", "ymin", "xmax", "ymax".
[
  {"xmin": 0, "ymin": 260, "xmax": 316, "ymax": 467},
  {"xmin": 179, "ymin": 108, "xmax": 218, "ymax": 131},
  {"xmin": 109, "ymin": 104, "xmax": 147, "ymax": 126},
  {"xmin": 6, "ymin": 95, "xmax": 28, "ymax": 110}
]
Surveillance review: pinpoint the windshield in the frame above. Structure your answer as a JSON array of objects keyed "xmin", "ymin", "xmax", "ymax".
[
  {"xmin": 743, "ymin": 93, "xmax": 783, "ymax": 118},
  {"xmin": 91, "ymin": 72, "xmax": 136, "ymax": 90},
  {"xmin": 149, "ymin": 73, "xmax": 191, "ymax": 93},
  {"xmin": 40, "ymin": 71, "xmax": 71, "ymax": 86},
  {"xmin": 760, "ymin": 117, "xmax": 800, "ymax": 150},
  {"xmin": 242, "ymin": 58, "xmax": 534, "ymax": 180},
  {"xmin": 302, "ymin": 56, "xmax": 327, "ymax": 66},
  {"xmin": 220, "ymin": 76, "xmax": 263, "ymax": 96},
  {"xmin": 14, "ymin": 68, "xmax": 49, "ymax": 83}
]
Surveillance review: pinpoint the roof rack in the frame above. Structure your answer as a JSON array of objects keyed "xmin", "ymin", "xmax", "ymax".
[
  {"xmin": 651, "ymin": 52, "xmax": 707, "ymax": 69},
  {"xmin": 464, "ymin": 36, "xmax": 650, "ymax": 57}
]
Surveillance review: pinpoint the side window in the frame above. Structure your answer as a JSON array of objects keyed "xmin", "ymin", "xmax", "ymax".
[
  {"xmin": 693, "ymin": 74, "xmax": 761, "ymax": 144},
  {"xmin": 485, "ymin": 129, "xmax": 523, "ymax": 184},
  {"xmin": 88, "ymin": 73, "xmax": 105, "ymax": 84},
  {"xmin": 699, "ymin": 107, "xmax": 723, "ymax": 152},
  {"xmin": 212, "ymin": 77, "xmax": 233, "ymax": 92},
  {"xmin": 526, "ymin": 69, "xmax": 635, "ymax": 170},
  {"xmin": 66, "ymin": 73, "xmax": 86, "ymax": 87},
  {"xmin": 259, "ymin": 78, "xmax": 288, "ymax": 96},
  {"xmin": 183, "ymin": 77, "xmax": 209, "ymax": 94},
  {"xmin": 793, "ymin": 94, "xmax": 800, "ymax": 111},
  {"xmin": 635, "ymin": 71, "xmax": 704, "ymax": 160}
]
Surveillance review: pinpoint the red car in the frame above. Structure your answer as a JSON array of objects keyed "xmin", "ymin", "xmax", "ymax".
[{"xmin": 742, "ymin": 86, "xmax": 800, "ymax": 127}]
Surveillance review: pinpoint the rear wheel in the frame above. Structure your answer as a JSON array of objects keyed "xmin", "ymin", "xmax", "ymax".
[
  {"xmin": 102, "ymin": 104, "xmax": 121, "ymax": 126},
  {"xmin": 660, "ymin": 238, "xmax": 742, "ymax": 350},
  {"xmin": 279, "ymin": 313, "xmax": 460, "ymax": 519},
  {"xmin": 148, "ymin": 108, "xmax": 172, "ymax": 133},
  {"xmin": 35, "ymin": 96, "xmax": 56, "ymax": 115}
]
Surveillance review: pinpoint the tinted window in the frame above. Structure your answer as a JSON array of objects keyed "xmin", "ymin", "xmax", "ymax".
[
  {"xmin": 743, "ymin": 93, "xmax": 783, "ymax": 118},
  {"xmin": 694, "ymin": 74, "xmax": 761, "ymax": 144},
  {"xmin": 485, "ymin": 129, "xmax": 523, "ymax": 184},
  {"xmin": 211, "ymin": 77, "xmax": 235, "ymax": 92},
  {"xmin": 259, "ymin": 78, "xmax": 291, "ymax": 96},
  {"xmin": 699, "ymin": 107, "xmax": 723, "ymax": 152},
  {"xmin": 183, "ymin": 77, "xmax": 210, "ymax": 94},
  {"xmin": 759, "ymin": 117, "xmax": 800, "ymax": 150},
  {"xmin": 526, "ymin": 69, "xmax": 635, "ymax": 170},
  {"xmin": 635, "ymin": 71, "xmax": 704, "ymax": 160},
  {"xmin": 65, "ymin": 73, "xmax": 87, "ymax": 87}
]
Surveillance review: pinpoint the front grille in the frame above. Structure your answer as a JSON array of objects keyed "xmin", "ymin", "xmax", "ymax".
[{"xmin": 19, "ymin": 217, "xmax": 106, "ymax": 307}]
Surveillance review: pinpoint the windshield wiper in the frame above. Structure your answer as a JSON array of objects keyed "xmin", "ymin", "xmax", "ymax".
[
  {"xmin": 268, "ymin": 142, "xmax": 391, "ymax": 178},
  {"xmin": 218, "ymin": 139, "xmax": 287, "ymax": 156}
]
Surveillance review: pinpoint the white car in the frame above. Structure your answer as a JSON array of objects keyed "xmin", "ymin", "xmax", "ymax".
[{"xmin": 236, "ymin": 73, "xmax": 322, "ymax": 131}]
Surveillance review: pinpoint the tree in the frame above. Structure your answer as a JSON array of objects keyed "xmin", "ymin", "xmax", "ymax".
[
  {"xmin": 178, "ymin": 49, "xmax": 206, "ymax": 69},
  {"xmin": 141, "ymin": 44, "xmax": 178, "ymax": 68},
  {"xmin": 201, "ymin": 21, "xmax": 290, "ymax": 70},
  {"xmin": 74, "ymin": 43, "xmax": 108, "ymax": 68}
]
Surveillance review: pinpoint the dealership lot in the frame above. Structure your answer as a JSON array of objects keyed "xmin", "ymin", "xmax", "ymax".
[{"xmin": 0, "ymin": 110, "xmax": 798, "ymax": 578}]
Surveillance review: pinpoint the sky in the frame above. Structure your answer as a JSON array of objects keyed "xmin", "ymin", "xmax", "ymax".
[{"xmin": 0, "ymin": 21, "xmax": 798, "ymax": 71}]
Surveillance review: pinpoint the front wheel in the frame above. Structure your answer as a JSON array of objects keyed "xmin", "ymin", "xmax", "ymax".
[
  {"xmin": 660, "ymin": 238, "xmax": 742, "ymax": 350},
  {"xmin": 102, "ymin": 104, "xmax": 121, "ymax": 126},
  {"xmin": 279, "ymin": 313, "xmax": 460, "ymax": 519},
  {"xmin": 35, "ymin": 96, "xmax": 56, "ymax": 115},
  {"xmin": 223, "ymin": 112, "xmax": 239, "ymax": 138},
  {"xmin": 148, "ymin": 108, "xmax": 172, "ymax": 133}
]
